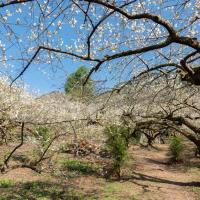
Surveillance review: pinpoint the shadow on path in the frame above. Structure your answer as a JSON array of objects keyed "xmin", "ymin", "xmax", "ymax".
[{"xmin": 121, "ymin": 172, "xmax": 200, "ymax": 187}]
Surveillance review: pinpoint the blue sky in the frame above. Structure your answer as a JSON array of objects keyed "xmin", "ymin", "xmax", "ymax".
[
  {"xmin": 18, "ymin": 55, "xmax": 116, "ymax": 95},
  {"xmin": 19, "ymin": 56, "xmax": 117, "ymax": 95},
  {"xmin": 0, "ymin": 0, "xmax": 198, "ymax": 95},
  {"xmin": 0, "ymin": 1, "xmax": 117, "ymax": 95}
]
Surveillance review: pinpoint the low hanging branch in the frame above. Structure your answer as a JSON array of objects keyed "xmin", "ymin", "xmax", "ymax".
[
  {"xmin": 2, "ymin": 131, "xmax": 69, "ymax": 173},
  {"xmin": 30, "ymin": 132, "xmax": 68, "ymax": 168}
]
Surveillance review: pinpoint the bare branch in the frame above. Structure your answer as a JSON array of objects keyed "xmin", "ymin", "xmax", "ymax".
[
  {"xmin": 4, "ymin": 122, "xmax": 25, "ymax": 168},
  {"xmin": 0, "ymin": 0, "xmax": 34, "ymax": 8},
  {"xmin": 10, "ymin": 47, "xmax": 42, "ymax": 86}
]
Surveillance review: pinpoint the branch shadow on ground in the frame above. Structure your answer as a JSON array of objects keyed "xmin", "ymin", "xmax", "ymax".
[
  {"xmin": 144, "ymin": 158, "xmax": 168, "ymax": 165},
  {"xmin": 121, "ymin": 171, "xmax": 200, "ymax": 187}
]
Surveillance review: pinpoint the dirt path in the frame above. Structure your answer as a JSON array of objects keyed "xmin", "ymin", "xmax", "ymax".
[{"xmin": 125, "ymin": 145, "xmax": 200, "ymax": 200}]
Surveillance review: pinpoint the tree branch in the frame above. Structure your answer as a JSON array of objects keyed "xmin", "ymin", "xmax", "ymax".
[
  {"xmin": 4, "ymin": 122, "xmax": 25, "ymax": 168},
  {"xmin": 0, "ymin": 0, "xmax": 34, "ymax": 8},
  {"xmin": 85, "ymin": 0, "xmax": 200, "ymax": 51}
]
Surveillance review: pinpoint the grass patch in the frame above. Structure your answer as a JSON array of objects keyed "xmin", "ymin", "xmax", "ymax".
[
  {"xmin": 0, "ymin": 179, "xmax": 14, "ymax": 188},
  {"xmin": 0, "ymin": 180, "xmax": 84, "ymax": 200},
  {"xmin": 104, "ymin": 182, "xmax": 123, "ymax": 193},
  {"xmin": 12, "ymin": 154, "xmax": 30, "ymax": 163},
  {"xmin": 23, "ymin": 181, "xmax": 44, "ymax": 190},
  {"xmin": 101, "ymin": 181, "xmax": 137, "ymax": 200},
  {"xmin": 60, "ymin": 159, "xmax": 99, "ymax": 175}
]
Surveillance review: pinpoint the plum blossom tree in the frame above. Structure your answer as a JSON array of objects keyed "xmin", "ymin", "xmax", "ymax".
[
  {"xmin": 0, "ymin": 0, "xmax": 198, "ymax": 88},
  {"xmin": 0, "ymin": 76, "xmax": 100, "ymax": 171},
  {"xmin": 112, "ymin": 73, "xmax": 200, "ymax": 153}
]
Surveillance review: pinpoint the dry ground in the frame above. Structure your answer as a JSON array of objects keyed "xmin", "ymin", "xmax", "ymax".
[{"xmin": 0, "ymin": 143, "xmax": 199, "ymax": 200}]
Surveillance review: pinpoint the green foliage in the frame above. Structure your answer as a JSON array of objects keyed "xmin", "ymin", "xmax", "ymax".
[
  {"xmin": 131, "ymin": 132, "xmax": 141, "ymax": 145},
  {"xmin": 33, "ymin": 126, "xmax": 53, "ymax": 160},
  {"xmin": 64, "ymin": 66, "xmax": 94, "ymax": 98},
  {"xmin": 59, "ymin": 142, "xmax": 71, "ymax": 153},
  {"xmin": 0, "ymin": 179, "xmax": 13, "ymax": 188},
  {"xmin": 103, "ymin": 124, "xmax": 130, "ymax": 178},
  {"xmin": 61, "ymin": 159, "xmax": 98, "ymax": 175},
  {"xmin": 36, "ymin": 126, "xmax": 52, "ymax": 147},
  {"xmin": 169, "ymin": 136, "xmax": 184, "ymax": 162},
  {"xmin": 23, "ymin": 181, "xmax": 43, "ymax": 190},
  {"xmin": 12, "ymin": 154, "xmax": 30, "ymax": 163}
]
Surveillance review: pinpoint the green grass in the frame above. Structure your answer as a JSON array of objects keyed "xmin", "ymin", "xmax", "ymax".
[
  {"xmin": 100, "ymin": 181, "xmax": 137, "ymax": 200},
  {"xmin": 11, "ymin": 154, "xmax": 29, "ymax": 163},
  {"xmin": 23, "ymin": 181, "xmax": 44, "ymax": 190},
  {"xmin": 60, "ymin": 159, "xmax": 99, "ymax": 175},
  {"xmin": 0, "ymin": 180, "xmax": 85, "ymax": 200},
  {"xmin": 104, "ymin": 182, "xmax": 123, "ymax": 193},
  {"xmin": 0, "ymin": 179, "xmax": 14, "ymax": 188}
]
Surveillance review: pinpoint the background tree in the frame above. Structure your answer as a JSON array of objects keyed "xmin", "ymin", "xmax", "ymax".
[{"xmin": 64, "ymin": 66, "xmax": 94, "ymax": 98}]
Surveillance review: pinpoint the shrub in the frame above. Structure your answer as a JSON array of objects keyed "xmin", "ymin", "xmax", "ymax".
[
  {"xmin": 59, "ymin": 142, "xmax": 73, "ymax": 153},
  {"xmin": 12, "ymin": 154, "xmax": 30, "ymax": 163},
  {"xmin": 0, "ymin": 179, "xmax": 13, "ymax": 188},
  {"xmin": 169, "ymin": 136, "xmax": 184, "ymax": 162},
  {"xmin": 35, "ymin": 126, "xmax": 52, "ymax": 147},
  {"xmin": 131, "ymin": 132, "xmax": 141, "ymax": 145},
  {"xmin": 23, "ymin": 181, "xmax": 43, "ymax": 190},
  {"xmin": 103, "ymin": 124, "xmax": 130, "ymax": 178}
]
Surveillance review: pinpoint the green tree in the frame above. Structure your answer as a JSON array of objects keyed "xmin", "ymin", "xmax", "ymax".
[
  {"xmin": 103, "ymin": 124, "xmax": 130, "ymax": 179},
  {"xmin": 169, "ymin": 136, "xmax": 184, "ymax": 162},
  {"xmin": 65, "ymin": 66, "xmax": 94, "ymax": 98}
]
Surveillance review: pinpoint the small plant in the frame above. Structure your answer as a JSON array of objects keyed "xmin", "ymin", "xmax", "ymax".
[
  {"xmin": 59, "ymin": 142, "xmax": 73, "ymax": 153},
  {"xmin": 169, "ymin": 136, "xmax": 184, "ymax": 162},
  {"xmin": 36, "ymin": 126, "xmax": 52, "ymax": 146},
  {"xmin": 32, "ymin": 126, "xmax": 53, "ymax": 161},
  {"xmin": 23, "ymin": 181, "xmax": 44, "ymax": 190},
  {"xmin": 0, "ymin": 179, "xmax": 13, "ymax": 188},
  {"xmin": 12, "ymin": 154, "xmax": 30, "ymax": 163},
  {"xmin": 103, "ymin": 124, "xmax": 130, "ymax": 179},
  {"xmin": 131, "ymin": 132, "xmax": 141, "ymax": 145},
  {"xmin": 61, "ymin": 159, "xmax": 98, "ymax": 175}
]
